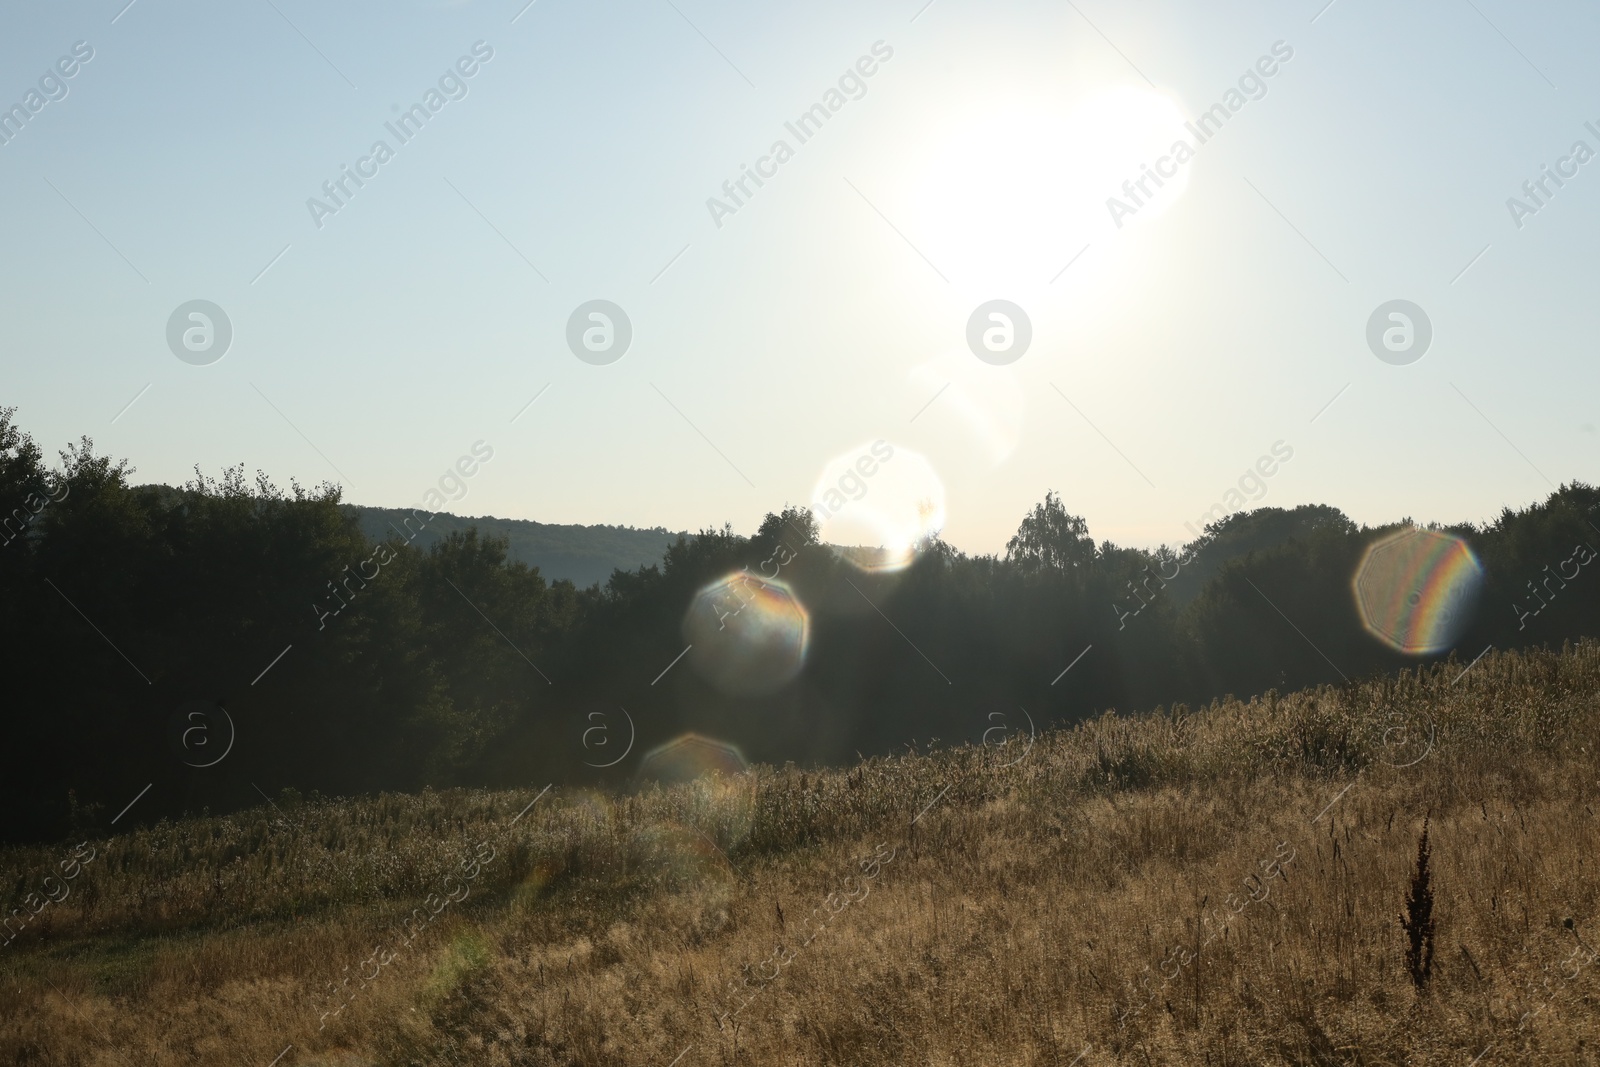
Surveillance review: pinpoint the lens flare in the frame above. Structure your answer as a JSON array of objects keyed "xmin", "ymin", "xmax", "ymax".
[
  {"xmin": 909, "ymin": 353, "xmax": 1025, "ymax": 466},
  {"xmin": 638, "ymin": 733, "xmax": 749, "ymax": 783},
  {"xmin": 810, "ymin": 441, "xmax": 945, "ymax": 572},
  {"xmin": 637, "ymin": 736, "xmax": 754, "ymax": 847},
  {"xmin": 1353, "ymin": 527, "xmax": 1484, "ymax": 655},
  {"xmin": 427, "ymin": 929, "xmax": 490, "ymax": 995},
  {"xmin": 507, "ymin": 859, "xmax": 560, "ymax": 912},
  {"xmin": 636, "ymin": 735, "xmax": 756, "ymax": 881},
  {"xmin": 682, "ymin": 576, "xmax": 809, "ymax": 696},
  {"xmin": 632, "ymin": 820, "xmax": 738, "ymax": 893}
]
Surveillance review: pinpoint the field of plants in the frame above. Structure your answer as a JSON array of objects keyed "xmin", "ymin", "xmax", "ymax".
[{"xmin": 4, "ymin": 642, "xmax": 1600, "ymax": 1065}]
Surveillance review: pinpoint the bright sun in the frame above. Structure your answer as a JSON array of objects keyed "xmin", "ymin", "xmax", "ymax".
[{"xmin": 909, "ymin": 86, "xmax": 1192, "ymax": 289}]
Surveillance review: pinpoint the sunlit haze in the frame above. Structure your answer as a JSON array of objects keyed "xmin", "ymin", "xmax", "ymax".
[{"xmin": 5, "ymin": 0, "xmax": 1596, "ymax": 554}]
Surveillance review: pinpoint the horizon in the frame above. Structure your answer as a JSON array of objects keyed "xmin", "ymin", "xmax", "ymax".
[{"xmin": 110, "ymin": 467, "xmax": 1592, "ymax": 559}]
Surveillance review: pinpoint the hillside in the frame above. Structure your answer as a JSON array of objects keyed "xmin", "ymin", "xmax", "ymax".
[
  {"xmin": 5, "ymin": 643, "xmax": 1599, "ymax": 1065},
  {"xmin": 348, "ymin": 505, "xmax": 689, "ymax": 588},
  {"xmin": 348, "ymin": 502, "xmax": 1351, "ymax": 595}
]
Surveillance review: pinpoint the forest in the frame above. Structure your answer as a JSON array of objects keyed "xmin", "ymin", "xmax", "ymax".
[{"xmin": 3, "ymin": 404, "xmax": 1597, "ymax": 843}]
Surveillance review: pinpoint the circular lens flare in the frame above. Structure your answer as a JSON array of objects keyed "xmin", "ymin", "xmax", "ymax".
[
  {"xmin": 1353, "ymin": 527, "xmax": 1484, "ymax": 655},
  {"xmin": 682, "ymin": 578, "xmax": 809, "ymax": 696},
  {"xmin": 810, "ymin": 441, "xmax": 945, "ymax": 572}
]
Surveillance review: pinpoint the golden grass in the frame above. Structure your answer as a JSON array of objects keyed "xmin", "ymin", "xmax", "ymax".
[{"xmin": 5, "ymin": 642, "xmax": 1600, "ymax": 1065}]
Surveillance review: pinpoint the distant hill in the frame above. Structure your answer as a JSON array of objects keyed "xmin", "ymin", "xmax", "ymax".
[
  {"xmin": 348, "ymin": 505, "xmax": 687, "ymax": 588},
  {"xmin": 352, "ymin": 503, "xmax": 1366, "ymax": 593}
]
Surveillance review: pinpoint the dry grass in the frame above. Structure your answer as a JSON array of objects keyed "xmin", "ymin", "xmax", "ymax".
[{"xmin": 5, "ymin": 643, "xmax": 1600, "ymax": 1065}]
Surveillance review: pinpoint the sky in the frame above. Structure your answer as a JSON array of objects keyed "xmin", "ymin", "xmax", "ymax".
[{"xmin": 2, "ymin": 0, "xmax": 1596, "ymax": 557}]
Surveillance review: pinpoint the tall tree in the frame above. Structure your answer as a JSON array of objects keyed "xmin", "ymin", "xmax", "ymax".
[{"xmin": 1005, "ymin": 491, "xmax": 1095, "ymax": 573}]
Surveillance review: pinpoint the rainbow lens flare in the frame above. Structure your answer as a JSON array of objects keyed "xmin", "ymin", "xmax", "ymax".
[
  {"xmin": 1353, "ymin": 527, "xmax": 1484, "ymax": 655},
  {"xmin": 682, "ymin": 574, "xmax": 809, "ymax": 697},
  {"xmin": 637, "ymin": 733, "xmax": 748, "ymax": 784}
]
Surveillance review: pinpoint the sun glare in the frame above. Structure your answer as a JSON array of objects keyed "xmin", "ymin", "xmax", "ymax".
[
  {"xmin": 908, "ymin": 352, "xmax": 1026, "ymax": 466},
  {"xmin": 909, "ymin": 87, "xmax": 1192, "ymax": 288},
  {"xmin": 811, "ymin": 441, "xmax": 946, "ymax": 572}
]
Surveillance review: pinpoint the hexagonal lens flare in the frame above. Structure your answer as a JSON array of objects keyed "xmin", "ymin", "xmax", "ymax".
[
  {"xmin": 681, "ymin": 574, "xmax": 809, "ymax": 697},
  {"xmin": 1353, "ymin": 526, "xmax": 1484, "ymax": 655},
  {"xmin": 636, "ymin": 734, "xmax": 757, "ymax": 864},
  {"xmin": 637, "ymin": 733, "xmax": 748, "ymax": 784}
]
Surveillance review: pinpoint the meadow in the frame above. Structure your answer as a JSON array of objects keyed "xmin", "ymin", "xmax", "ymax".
[{"xmin": 5, "ymin": 641, "xmax": 1600, "ymax": 1066}]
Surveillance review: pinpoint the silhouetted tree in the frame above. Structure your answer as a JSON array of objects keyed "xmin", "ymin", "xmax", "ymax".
[{"xmin": 1005, "ymin": 490, "xmax": 1095, "ymax": 572}]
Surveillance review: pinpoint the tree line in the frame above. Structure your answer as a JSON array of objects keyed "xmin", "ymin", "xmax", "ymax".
[{"xmin": 3, "ymin": 406, "xmax": 1597, "ymax": 842}]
